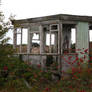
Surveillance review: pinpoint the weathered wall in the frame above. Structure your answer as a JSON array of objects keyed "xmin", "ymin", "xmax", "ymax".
[
  {"xmin": 61, "ymin": 54, "xmax": 77, "ymax": 73},
  {"xmin": 76, "ymin": 22, "xmax": 89, "ymax": 60},
  {"xmin": 18, "ymin": 21, "xmax": 89, "ymax": 73},
  {"xmin": 22, "ymin": 55, "xmax": 42, "ymax": 65},
  {"xmin": 22, "ymin": 54, "xmax": 77, "ymax": 73}
]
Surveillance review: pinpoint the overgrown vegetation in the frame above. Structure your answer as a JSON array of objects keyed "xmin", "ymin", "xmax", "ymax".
[
  {"xmin": 1, "ymin": 12, "xmax": 92, "ymax": 92},
  {"xmin": 0, "ymin": 12, "xmax": 52, "ymax": 91}
]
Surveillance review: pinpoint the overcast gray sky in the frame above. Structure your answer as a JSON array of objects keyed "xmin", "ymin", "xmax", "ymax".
[
  {"xmin": 0, "ymin": 0, "xmax": 92, "ymax": 44},
  {"xmin": 1, "ymin": 0, "xmax": 92, "ymax": 19}
]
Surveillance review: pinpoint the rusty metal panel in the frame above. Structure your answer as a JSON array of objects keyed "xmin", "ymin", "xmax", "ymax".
[{"xmin": 76, "ymin": 22, "xmax": 89, "ymax": 58}]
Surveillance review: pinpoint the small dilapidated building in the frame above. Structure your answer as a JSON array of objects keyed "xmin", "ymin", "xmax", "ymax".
[{"xmin": 12, "ymin": 14, "xmax": 92, "ymax": 73}]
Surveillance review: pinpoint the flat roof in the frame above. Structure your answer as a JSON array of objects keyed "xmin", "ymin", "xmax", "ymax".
[{"xmin": 12, "ymin": 14, "xmax": 92, "ymax": 25}]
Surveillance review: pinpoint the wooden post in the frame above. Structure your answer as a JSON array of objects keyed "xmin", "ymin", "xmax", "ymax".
[
  {"xmin": 68, "ymin": 27, "xmax": 71, "ymax": 53},
  {"xmin": 58, "ymin": 22, "xmax": 62, "ymax": 72},
  {"xmin": 20, "ymin": 28, "xmax": 23, "ymax": 53},
  {"xmin": 61, "ymin": 25, "xmax": 63, "ymax": 55},
  {"xmin": 54, "ymin": 32, "xmax": 58, "ymax": 53},
  {"xmin": 39, "ymin": 24, "xmax": 45, "ymax": 70},
  {"xmin": 27, "ymin": 27, "xmax": 31, "ymax": 54},
  {"xmin": 49, "ymin": 31, "xmax": 52, "ymax": 53},
  {"xmin": 28, "ymin": 32, "xmax": 33, "ymax": 53},
  {"xmin": 13, "ymin": 28, "xmax": 17, "ymax": 49},
  {"xmin": 44, "ymin": 32, "xmax": 46, "ymax": 47},
  {"xmin": 40, "ymin": 25, "xmax": 44, "ymax": 53}
]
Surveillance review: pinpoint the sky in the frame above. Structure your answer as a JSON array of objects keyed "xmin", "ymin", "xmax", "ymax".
[{"xmin": 0, "ymin": 0, "xmax": 92, "ymax": 44}]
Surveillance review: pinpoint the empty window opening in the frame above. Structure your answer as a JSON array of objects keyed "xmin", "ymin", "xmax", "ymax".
[
  {"xmin": 45, "ymin": 32, "xmax": 58, "ymax": 53},
  {"xmin": 89, "ymin": 30, "xmax": 92, "ymax": 42},
  {"xmin": 17, "ymin": 28, "xmax": 21, "ymax": 34},
  {"xmin": 16, "ymin": 28, "xmax": 28, "ymax": 53},
  {"xmin": 44, "ymin": 24, "xmax": 59, "ymax": 53},
  {"xmin": 89, "ymin": 30, "xmax": 92, "ymax": 57},
  {"xmin": 16, "ymin": 28, "xmax": 22, "ymax": 45},
  {"xmin": 46, "ymin": 33, "xmax": 55, "ymax": 46},
  {"xmin": 71, "ymin": 28, "xmax": 76, "ymax": 53},
  {"xmin": 17, "ymin": 34, "xmax": 21, "ymax": 45},
  {"xmin": 22, "ymin": 28, "xmax": 28, "ymax": 53},
  {"xmin": 32, "ymin": 33, "xmax": 40, "ymax": 44},
  {"xmin": 30, "ymin": 33, "xmax": 40, "ymax": 54},
  {"xmin": 71, "ymin": 28, "xmax": 76, "ymax": 44},
  {"xmin": 16, "ymin": 33, "xmax": 21, "ymax": 53},
  {"xmin": 22, "ymin": 28, "xmax": 28, "ymax": 44}
]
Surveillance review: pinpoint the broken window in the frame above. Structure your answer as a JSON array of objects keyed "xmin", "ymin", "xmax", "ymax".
[
  {"xmin": 89, "ymin": 30, "xmax": 92, "ymax": 42},
  {"xmin": 32, "ymin": 33, "xmax": 40, "ymax": 44},
  {"xmin": 22, "ymin": 28, "xmax": 28, "ymax": 53},
  {"xmin": 46, "ymin": 33, "xmax": 55, "ymax": 45},
  {"xmin": 30, "ymin": 32, "xmax": 40, "ymax": 54},
  {"xmin": 44, "ymin": 24, "xmax": 58, "ymax": 53},
  {"xmin": 71, "ymin": 28, "xmax": 76, "ymax": 53},
  {"xmin": 16, "ymin": 28, "xmax": 28, "ymax": 53},
  {"xmin": 22, "ymin": 28, "xmax": 28, "ymax": 44},
  {"xmin": 16, "ymin": 28, "xmax": 21, "ymax": 53}
]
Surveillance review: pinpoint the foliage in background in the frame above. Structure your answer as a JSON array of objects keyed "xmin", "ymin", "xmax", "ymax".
[{"xmin": 0, "ymin": 12, "xmax": 13, "ymax": 62}]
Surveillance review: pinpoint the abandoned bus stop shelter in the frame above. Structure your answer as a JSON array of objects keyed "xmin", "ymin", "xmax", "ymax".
[{"xmin": 12, "ymin": 14, "xmax": 92, "ymax": 72}]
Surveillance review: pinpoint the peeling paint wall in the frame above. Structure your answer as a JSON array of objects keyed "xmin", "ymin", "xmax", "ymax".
[{"xmin": 76, "ymin": 22, "xmax": 89, "ymax": 60}]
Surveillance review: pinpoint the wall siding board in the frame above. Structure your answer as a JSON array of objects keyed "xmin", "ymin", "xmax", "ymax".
[{"xmin": 76, "ymin": 22, "xmax": 89, "ymax": 60}]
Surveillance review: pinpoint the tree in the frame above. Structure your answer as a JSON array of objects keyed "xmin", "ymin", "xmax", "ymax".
[
  {"xmin": 0, "ymin": 12, "xmax": 13, "ymax": 63},
  {"xmin": 0, "ymin": 12, "xmax": 31, "ymax": 88}
]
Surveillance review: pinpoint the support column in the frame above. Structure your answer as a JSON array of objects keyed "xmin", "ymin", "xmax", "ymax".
[
  {"xmin": 54, "ymin": 32, "xmax": 58, "ymax": 53},
  {"xmin": 27, "ymin": 27, "xmax": 31, "ymax": 54},
  {"xmin": 20, "ymin": 28, "xmax": 23, "ymax": 53},
  {"xmin": 40, "ymin": 25, "xmax": 44, "ymax": 53},
  {"xmin": 49, "ymin": 31, "xmax": 52, "ymax": 53},
  {"xmin": 58, "ymin": 22, "xmax": 62, "ymax": 72},
  {"xmin": 39, "ymin": 25, "xmax": 45, "ymax": 70},
  {"xmin": 13, "ymin": 28, "xmax": 17, "ymax": 50},
  {"xmin": 68, "ymin": 27, "xmax": 71, "ymax": 52}
]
